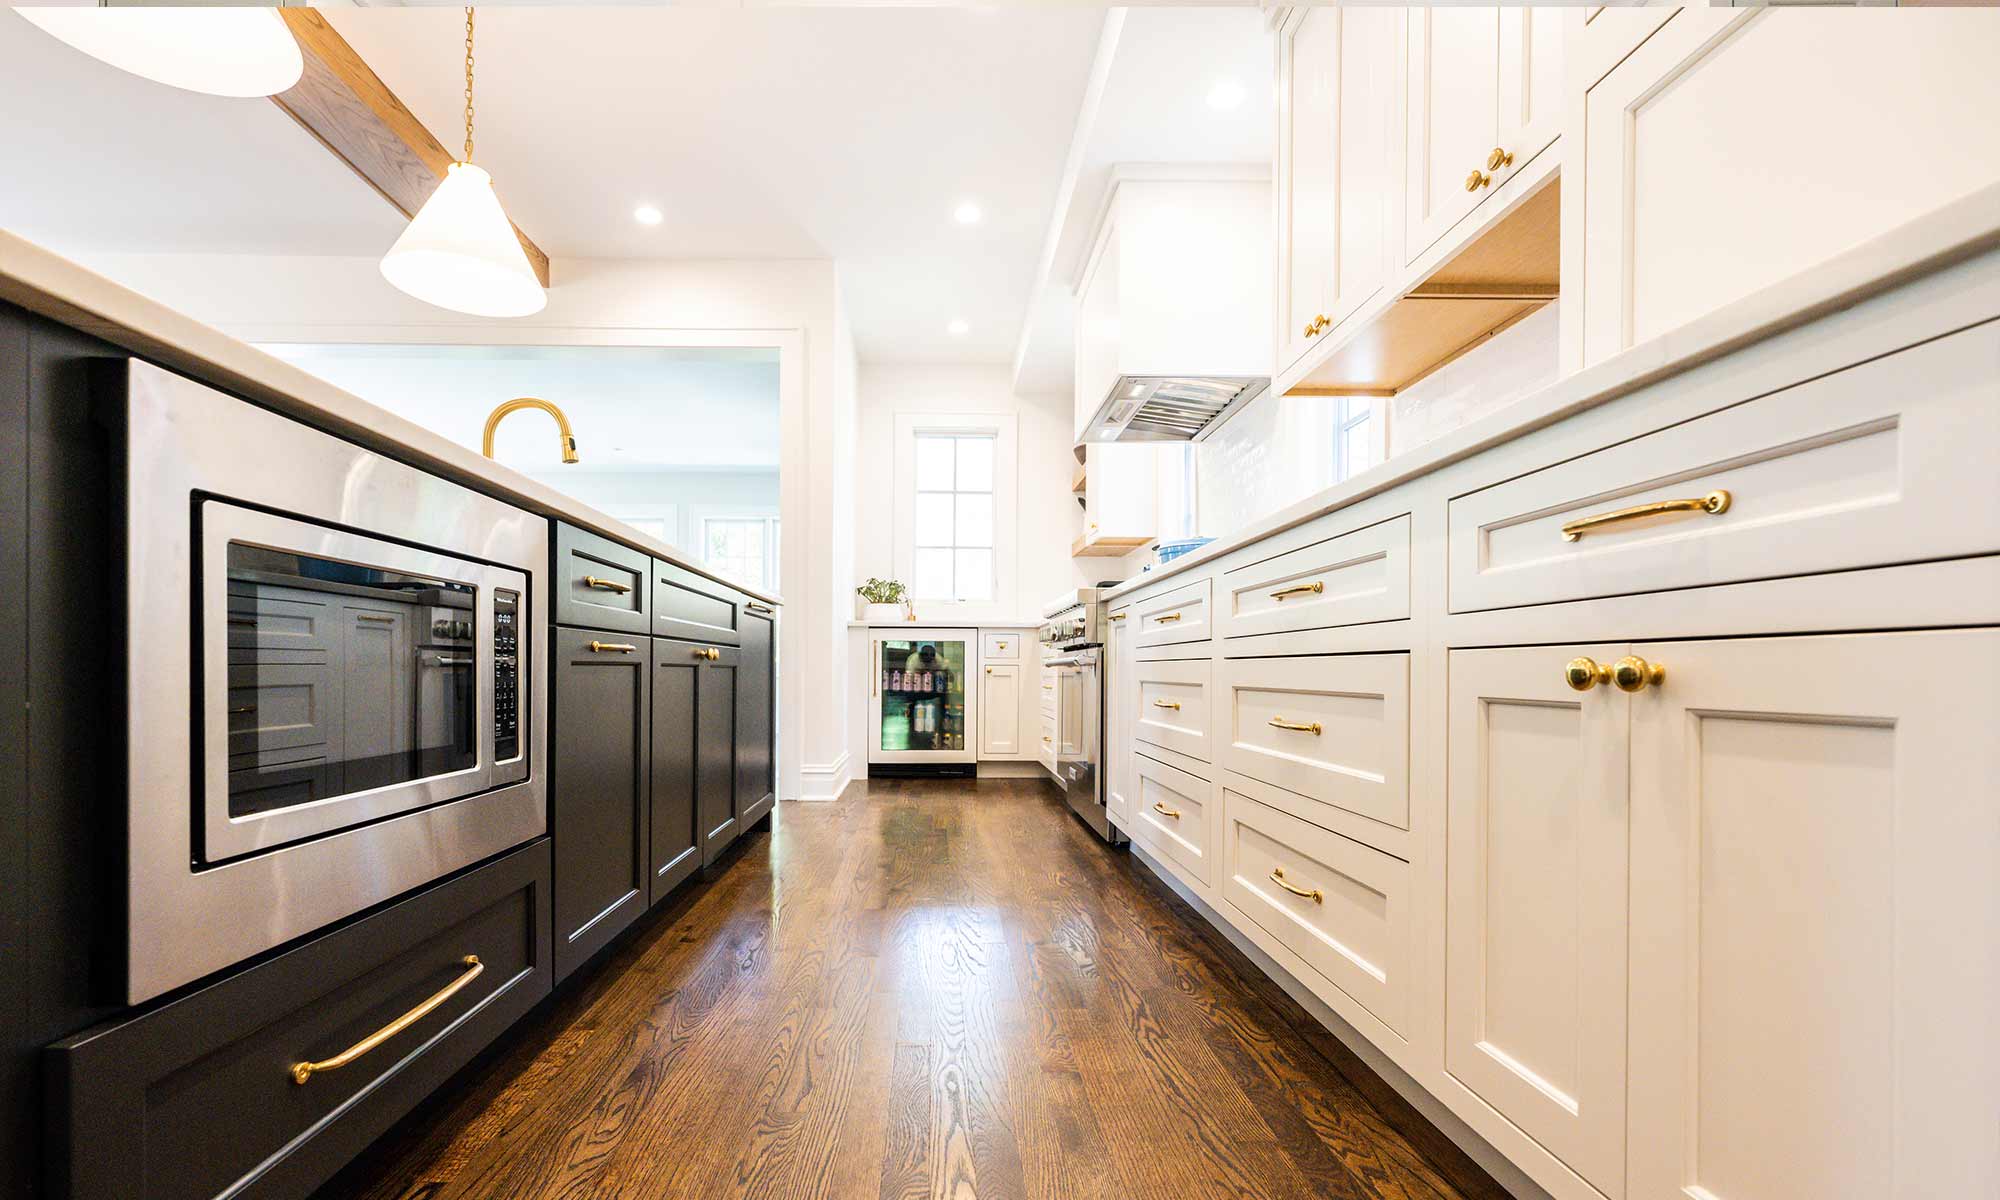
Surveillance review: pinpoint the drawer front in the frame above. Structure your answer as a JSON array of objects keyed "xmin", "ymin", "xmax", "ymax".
[
  {"xmin": 654, "ymin": 558, "xmax": 744, "ymax": 645},
  {"xmin": 1038, "ymin": 710, "xmax": 1057, "ymax": 771},
  {"xmin": 50, "ymin": 840, "xmax": 552, "ymax": 1200},
  {"xmin": 1218, "ymin": 653, "xmax": 1410, "ymax": 830},
  {"xmin": 1039, "ymin": 668, "xmax": 1057, "ymax": 717},
  {"xmin": 1219, "ymin": 516, "xmax": 1411, "ymax": 640},
  {"xmin": 1448, "ymin": 323, "xmax": 2000, "ymax": 613},
  {"xmin": 555, "ymin": 523, "xmax": 651, "ymax": 634},
  {"xmin": 1133, "ymin": 578, "xmax": 1213, "ymax": 648},
  {"xmin": 1134, "ymin": 658, "xmax": 1213, "ymax": 763},
  {"xmin": 981, "ymin": 631, "xmax": 1023, "ymax": 661},
  {"xmin": 1133, "ymin": 752, "xmax": 1213, "ymax": 889},
  {"xmin": 1222, "ymin": 787, "xmax": 1408, "ymax": 1036}
]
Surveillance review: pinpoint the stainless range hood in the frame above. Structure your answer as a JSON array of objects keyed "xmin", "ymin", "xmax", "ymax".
[{"xmin": 1078, "ymin": 373, "xmax": 1270, "ymax": 444}]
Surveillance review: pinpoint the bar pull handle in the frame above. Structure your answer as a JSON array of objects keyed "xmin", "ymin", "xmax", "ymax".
[
  {"xmin": 588, "ymin": 641, "xmax": 637, "ymax": 654},
  {"xmin": 1561, "ymin": 490, "xmax": 1730, "ymax": 542},
  {"xmin": 1268, "ymin": 716, "xmax": 1322, "ymax": 736},
  {"xmin": 1151, "ymin": 699, "xmax": 1182, "ymax": 711},
  {"xmin": 1152, "ymin": 801, "xmax": 1181, "ymax": 820},
  {"xmin": 1269, "ymin": 867, "xmax": 1323, "ymax": 904},
  {"xmin": 745, "ymin": 601, "xmax": 774, "ymax": 615},
  {"xmin": 1270, "ymin": 582, "xmax": 1323, "ymax": 602},
  {"xmin": 1153, "ymin": 612, "xmax": 1183, "ymax": 624},
  {"xmin": 872, "ymin": 642, "xmax": 880, "ymax": 696},
  {"xmin": 291, "ymin": 956, "xmax": 483, "ymax": 1085},
  {"xmin": 581, "ymin": 575, "xmax": 632, "ymax": 594}
]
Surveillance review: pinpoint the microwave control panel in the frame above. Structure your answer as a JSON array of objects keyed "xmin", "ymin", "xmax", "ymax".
[{"xmin": 494, "ymin": 589, "xmax": 521, "ymax": 761}]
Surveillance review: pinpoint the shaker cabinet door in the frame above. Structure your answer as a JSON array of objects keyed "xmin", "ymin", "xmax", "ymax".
[
  {"xmin": 650, "ymin": 644, "xmax": 701, "ymax": 900},
  {"xmin": 697, "ymin": 645, "xmax": 741, "ymax": 864},
  {"xmin": 978, "ymin": 662, "xmax": 1022, "ymax": 758},
  {"xmin": 734, "ymin": 603, "xmax": 776, "ymax": 827},
  {"xmin": 1627, "ymin": 631, "xmax": 2000, "ymax": 1200},
  {"xmin": 1404, "ymin": 6, "xmax": 1499, "ymax": 262},
  {"xmin": 551, "ymin": 629, "xmax": 650, "ymax": 982}
]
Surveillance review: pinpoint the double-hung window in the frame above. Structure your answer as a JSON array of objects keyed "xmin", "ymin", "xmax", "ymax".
[
  {"xmin": 699, "ymin": 514, "xmax": 779, "ymax": 591},
  {"xmin": 1334, "ymin": 396, "xmax": 1377, "ymax": 481},
  {"xmin": 910, "ymin": 433, "xmax": 995, "ymax": 603}
]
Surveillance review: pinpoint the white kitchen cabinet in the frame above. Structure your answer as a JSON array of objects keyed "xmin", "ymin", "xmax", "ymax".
[
  {"xmin": 1446, "ymin": 645, "xmax": 1628, "ymax": 1198},
  {"xmin": 1104, "ymin": 607, "xmax": 1134, "ymax": 829},
  {"xmin": 976, "ymin": 662, "xmax": 1021, "ymax": 758},
  {"xmin": 1627, "ymin": 631, "xmax": 2000, "ymax": 1200},
  {"xmin": 1572, "ymin": 7, "xmax": 2000, "ymax": 368},
  {"xmin": 1404, "ymin": 6, "xmax": 1560, "ymax": 266},
  {"xmin": 1275, "ymin": 5, "xmax": 1399, "ymax": 375},
  {"xmin": 1076, "ymin": 442, "xmax": 1156, "ymax": 556}
]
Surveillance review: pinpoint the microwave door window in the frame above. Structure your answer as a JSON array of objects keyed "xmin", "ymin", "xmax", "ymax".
[{"xmin": 226, "ymin": 542, "xmax": 477, "ymax": 818}]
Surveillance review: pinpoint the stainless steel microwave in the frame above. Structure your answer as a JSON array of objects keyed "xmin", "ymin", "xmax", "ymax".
[{"xmin": 119, "ymin": 359, "xmax": 548, "ymax": 1003}]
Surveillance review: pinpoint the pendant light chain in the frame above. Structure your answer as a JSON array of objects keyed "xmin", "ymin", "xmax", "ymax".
[{"xmin": 462, "ymin": 6, "xmax": 475, "ymax": 165}]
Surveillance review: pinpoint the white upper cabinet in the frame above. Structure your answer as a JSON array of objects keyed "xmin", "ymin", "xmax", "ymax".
[
  {"xmin": 1570, "ymin": 7, "xmax": 2000, "ymax": 368},
  {"xmin": 1275, "ymin": 6, "xmax": 1399, "ymax": 375}
]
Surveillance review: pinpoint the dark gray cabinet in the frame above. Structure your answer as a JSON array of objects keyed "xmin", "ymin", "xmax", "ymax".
[
  {"xmin": 555, "ymin": 523, "xmax": 651, "ymax": 635},
  {"xmin": 736, "ymin": 602, "xmax": 776, "ymax": 828},
  {"xmin": 550, "ymin": 629, "xmax": 651, "ymax": 982},
  {"xmin": 696, "ymin": 643, "xmax": 741, "ymax": 863},
  {"xmin": 648, "ymin": 644, "xmax": 702, "ymax": 898},
  {"xmin": 652, "ymin": 558, "xmax": 743, "ymax": 645}
]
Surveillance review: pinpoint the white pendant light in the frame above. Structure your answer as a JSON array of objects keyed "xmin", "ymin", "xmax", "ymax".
[
  {"xmin": 14, "ymin": 6, "xmax": 304, "ymax": 99},
  {"xmin": 380, "ymin": 8, "xmax": 546, "ymax": 318}
]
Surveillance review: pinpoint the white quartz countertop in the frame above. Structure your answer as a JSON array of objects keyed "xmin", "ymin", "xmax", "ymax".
[
  {"xmin": 1103, "ymin": 183, "xmax": 2000, "ymax": 602},
  {"xmin": 0, "ymin": 231, "xmax": 782, "ymax": 607},
  {"xmin": 845, "ymin": 619, "xmax": 1040, "ymax": 629}
]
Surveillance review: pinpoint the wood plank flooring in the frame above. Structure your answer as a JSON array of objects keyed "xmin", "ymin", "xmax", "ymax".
[{"xmin": 318, "ymin": 779, "xmax": 1507, "ymax": 1200}]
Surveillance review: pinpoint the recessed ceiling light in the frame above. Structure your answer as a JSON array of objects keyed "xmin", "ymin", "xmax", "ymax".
[
  {"xmin": 633, "ymin": 204, "xmax": 663, "ymax": 226},
  {"xmin": 947, "ymin": 318, "xmax": 970, "ymax": 336},
  {"xmin": 952, "ymin": 201, "xmax": 983, "ymax": 226},
  {"xmin": 1207, "ymin": 79, "xmax": 1246, "ymax": 111}
]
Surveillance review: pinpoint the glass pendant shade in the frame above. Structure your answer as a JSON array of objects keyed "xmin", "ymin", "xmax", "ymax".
[
  {"xmin": 380, "ymin": 163, "xmax": 547, "ymax": 319},
  {"xmin": 15, "ymin": 6, "xmax": 304, "ymax": 99}
]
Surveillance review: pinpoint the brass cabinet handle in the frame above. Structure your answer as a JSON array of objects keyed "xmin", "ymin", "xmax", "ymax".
[
  {"xmin": 1269, "ymin": 867, "xmax": 1323, "ymax": 904},
  {"xmin": 1270, "ymin": 582, "xmax": 1323, "ymax": 602},
  {"xmin": 1268, "ymin": 716, "xmax": 1322, "ymax": 736},
  {"xmin": 291, "ymin": 956, "xmax": 483, "ymax": 1085},
  {"xmin": 1151, "ymin": 699, "xmax": 1182, "ymax": 711},
  {"xmin": 1108, "ymin": 612, "xmax": 1127, "ymax": 621},
  {"xmin": 1561, "ymin": 489, "xmax": 1730, "ymax": 542},
  {"xmin": 745, "ymin": 601, "xmax": 774, "ymax": 615},
  {"xmin": 1465, "ymin": 169, "xmax": 1490, "ymax": 192},
  {"xmin": 581, "ymin": 575, "xmax": 632, "ymax": 594},
  {"xmin": 871, "ymin": 641, "xmax": 880, "ymax": 696},
  {"xmin": 1152, "ymin": 801, "xmax": 1181, "ymax": 820},
  {"xmin": 1565, "ymin": 656, "xmax": 1608, "ymax": 692},
  {"xmin": 1153, "ymin": 612, "xmax": 1183, "ymax": 624},
  {"xmin": 1303, "ymin": 314, "xmax": 1330, "ymax": 337},
  {"xmin": 355, "ymin": 613, "xmax": 396, "ymax": 624},
  {"xmin": 1043, "ymin": 735, "xmax": 1052, "ymax": 744},
  {"xmin": 1610, "ymin": 655, "xmax": 1665, "ymax": 693},
  {"xmin": 588, "ymin": 641, "xmax": 637, "ymax": 654},
  {"xmin": 1487, "ymin": 146, "xmax": 1514, "ymax": 171}
]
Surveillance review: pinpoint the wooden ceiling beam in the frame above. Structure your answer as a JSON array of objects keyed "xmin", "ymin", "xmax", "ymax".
[{"xmin": 270, "ymin": 9, "xmax": 550, "ymax": 288}]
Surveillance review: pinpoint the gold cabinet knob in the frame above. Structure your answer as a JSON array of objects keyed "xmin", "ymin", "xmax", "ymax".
[
  {"xmin": 1610, "ymin": 655, "xmax": 1665, "ymax": 693},
  {"xmin": 1565, "ymin": 656, "xmax": 1608, "ymax": 692},
  {"xmin": 1487, "ymin": 147, "xmax": 1513, "ymax": 172},
  {"xmin": 1465, "ymin": 169, "xmax": 1491, "ymax": 192}
]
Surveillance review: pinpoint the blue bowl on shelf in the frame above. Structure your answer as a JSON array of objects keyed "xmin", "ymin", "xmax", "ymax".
[{"xmin": 1155, "ymin": 537, "xmax": 1213, "ymax": 566}]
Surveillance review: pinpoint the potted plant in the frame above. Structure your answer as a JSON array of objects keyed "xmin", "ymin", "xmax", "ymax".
[{"xmin": 855, "ymin": 577, "xmax": 911, "ymax": 623}]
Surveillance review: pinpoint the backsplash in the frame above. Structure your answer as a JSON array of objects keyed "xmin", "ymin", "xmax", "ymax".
[{"xmin": 1195, "ymin": 302, "xmax": 1559, "ymax": 539}]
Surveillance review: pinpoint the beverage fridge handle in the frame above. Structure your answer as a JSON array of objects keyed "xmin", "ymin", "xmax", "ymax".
[{"xmin": 871, "ymin": 641, "xmax": 879, "ymax": 696}]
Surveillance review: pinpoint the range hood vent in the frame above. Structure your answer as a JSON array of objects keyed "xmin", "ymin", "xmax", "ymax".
[{"xmin": 1080, "ymin": 374, "xmax": 1269, "ymax": 444}]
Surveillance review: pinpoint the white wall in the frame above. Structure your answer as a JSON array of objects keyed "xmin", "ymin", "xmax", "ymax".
[
  {"xmin": 76, "ymin": 250, "xmax": 850, "ymax": 803},
  {"xmin": 854, "ymin": 363, "xmax": 1101, "ymax": 621}
]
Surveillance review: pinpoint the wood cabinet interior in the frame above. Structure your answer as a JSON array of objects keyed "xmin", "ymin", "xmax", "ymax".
[
  {"xmin": 1293, "ymin": 177, "xmax": 1559, "ymax": 396},
  {"xmin": 1071, "ymin": 533, "xmax": 1151, "ymax": 558}
]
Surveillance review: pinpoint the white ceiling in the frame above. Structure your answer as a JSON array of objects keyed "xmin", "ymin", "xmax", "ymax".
[{"xmin": 0, "ymin": 5, "xmax": 1109, "ymax": 364}]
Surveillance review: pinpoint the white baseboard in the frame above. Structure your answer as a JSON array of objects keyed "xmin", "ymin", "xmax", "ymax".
[{"xmin": 796, "ymin": 751, "xmax": 851, "ymax": 803}]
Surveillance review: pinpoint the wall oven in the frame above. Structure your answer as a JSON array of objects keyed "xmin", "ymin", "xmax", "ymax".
[{"xmin": 120, "ymin": 359, "xmax": 547, "ymax": 1004}]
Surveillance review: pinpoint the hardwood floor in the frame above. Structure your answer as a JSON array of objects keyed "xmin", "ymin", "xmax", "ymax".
[{"xmin": 320, "ymin": 779, "xmax": 1506, "ymax": 1200}]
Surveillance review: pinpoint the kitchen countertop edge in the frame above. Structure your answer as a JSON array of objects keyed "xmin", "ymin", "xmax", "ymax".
[
  {"xmin": 1103, "ymin": 181, "xmax": 2000, "ymax": 602},
  {"xmin": 0, "ymin": 230, "xmax": 782, "ymax": 608}
]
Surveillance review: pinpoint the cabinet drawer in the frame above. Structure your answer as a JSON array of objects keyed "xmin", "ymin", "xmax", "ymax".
[
  {"xmin": 1039, "ymin": 669, "xmax": 1057, "ymax": 718},
  {"xmin": 50, "ymin": 840, "xmax": 552, "ymax": 1200},
  {"xmin": 1448, "ymin": 323, "xmax": 2000, "ymax": 613},
  {"xmin": 980, "ymin": 631, "xmax": 1023, "ymax": 661},
  {"xmin": 1217, "ymin": 654, "xmax": 1410, "ymax": 830},
  {"xmin": 1133, "ymin": 578, "xmax": 1212, "ymax": 648},
  {"xmin": 653, "ymin": 559, "xmax": 743, "ymax": 645},
  {"xmin": 1222, "ymin": 786, "xmax": 1408, "ymax": 1037},
  {"xmin": 555, "ymin": 523, "xmax": 650, "ymax": 634},
  {"xmin": 1218, "ymin": 516, "xmax": 1411, "ymax": 640},
  {"xmin": 1133, "ymin": 752, "xmax": 1214, "ymax": 890},
  {"xmin": 1134, "ymin": 658, "xmax": 1212, "ymax": 763}
]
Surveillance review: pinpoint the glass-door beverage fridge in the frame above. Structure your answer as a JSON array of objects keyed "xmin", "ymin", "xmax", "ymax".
[{"xmin": 867, "ymin": 630, "xmax": 977, "ymax": 773}]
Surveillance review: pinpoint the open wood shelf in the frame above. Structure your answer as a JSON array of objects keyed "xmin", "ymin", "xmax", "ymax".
[{"xmin": 1072, "ymin": 534, "xmax": 1151, "ymax": 558}]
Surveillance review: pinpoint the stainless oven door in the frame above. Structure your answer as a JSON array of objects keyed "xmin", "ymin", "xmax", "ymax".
[
  {"xmin": 200, "ymin": 502, "xmax": 528, "ymax": 862},
  {"xmin": 1050, "ymin": 650, "xmax": 1116, "ymax": 842}
]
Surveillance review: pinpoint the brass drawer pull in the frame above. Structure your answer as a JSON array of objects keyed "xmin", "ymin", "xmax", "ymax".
[
  {"xmin": 1043, "ymin": 736, "xmax": 1052, "ymax": 744},
  {"xmin": 1270, "ymin": 582, "xmax": 1323, "ymax": 601},
  {"xmin": 581, "ymin": 574, "xmax": 632, "ymax": 594},
  {"xmin": 1153, "ymin": 612, "xmax": 1183, "ymax": 624},
  {"xmin": 745, "ymin": 601, "xmax": 774, "ymax": 615},
  {"xmin": 1268, "ymin": 716, "xmax": 1322, "ymax": 736},
  {"xmin": 1465, "ymin": 169, "xmax": 1491, "ymax": 192},
  {"xmin": 291, "ymin": 955, "xmax": 483, "ymax": 1085},
  {"xmin": 1152, "ymin": 801, "xmax": 1181, "ymax": 820},
  {"xmin": 1151, "ymin": 699, "xmax": 1182, "ymax": 711},
  {"xmin": 588, "ymin": 641, "xmax": 637, "ymax": 654},
  {"xmin": 1108, "ymin": 612, "xmax": 1127, "ymax": 621},
  {"xmin": 1487, "ymin": 146, "xmax": 1514, "ymax": 171},
  {"xmin": 1565, "ymin": 657, "xmax": 1608, "ymax": 692},
  {"xmin": 1269, "ymin": 867, "xmax": 1323, "ymax": 904},
  {"xmin": 1561, "ymin": 489, "xmax": 1731, "ymax": 542}
]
